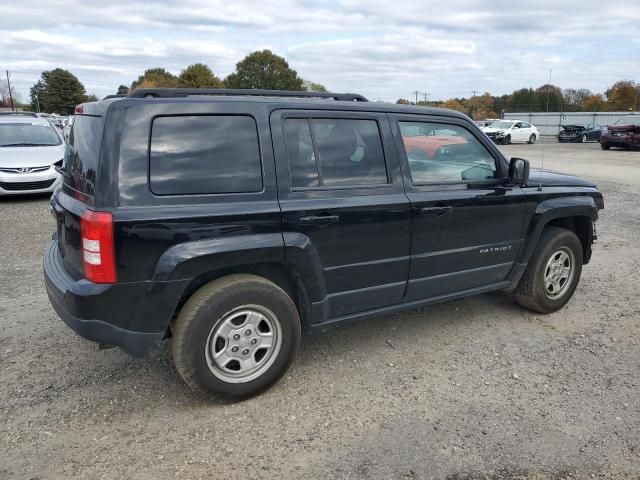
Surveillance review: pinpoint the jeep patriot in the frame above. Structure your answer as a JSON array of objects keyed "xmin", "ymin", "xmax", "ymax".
[{"xmin": 44, "ymin": 88, "xmax": 604, "ymax": 398}]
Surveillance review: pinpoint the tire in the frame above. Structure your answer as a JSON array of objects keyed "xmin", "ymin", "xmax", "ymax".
[
  {"xmin": 172, "ymin": 274, "xmax": 301, "ymax": 400},
  {"xmin": 582, "ymin": 134, "xmax": 587, "ymax": 143},
  {"xmin": 505, "ymin": 134, "xmax": 511, "ymax": 144},
  {"xmin": 528, "ymin": 134, "xmax": 536, "ymax": 144},
  {"xmin": 601, "ymin": 142, "xmax": 610, "ymax": 150},
  {"xmin": 515, "ymin": 227, "xmax": 583, "ymax": 314}
]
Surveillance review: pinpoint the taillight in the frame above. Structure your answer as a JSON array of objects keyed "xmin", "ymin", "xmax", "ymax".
[
  {"xmin": 80, "ymin": 210, "xmax": 116, "ymax": 283},
  {"xmin": 74, "ymin": 104, "xmax": 84, "ymax": 114}
]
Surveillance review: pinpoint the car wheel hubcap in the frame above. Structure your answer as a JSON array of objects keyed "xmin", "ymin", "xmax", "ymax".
[
  {"xmin": 205, "ymin": 305, "xmax": 282, "ymax": 383},
  {"xmin": 543, "ymin": 247, "xmax": 575, "ymax": 300}
]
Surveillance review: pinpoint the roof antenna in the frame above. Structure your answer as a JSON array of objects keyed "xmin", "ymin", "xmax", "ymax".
[{"xmin": 540, "ymin": 68, "xmax": 552, "ymax": 174}]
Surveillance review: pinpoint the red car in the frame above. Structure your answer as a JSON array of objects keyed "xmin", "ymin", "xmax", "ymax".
[{"xmin": 600, "ymin": 115, "xmax": 640, "ymax": 150}]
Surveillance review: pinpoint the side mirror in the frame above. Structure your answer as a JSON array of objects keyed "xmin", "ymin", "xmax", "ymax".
[{"xmin": 509, "ymin": 157, "xmax": 530, "ymax": 186}]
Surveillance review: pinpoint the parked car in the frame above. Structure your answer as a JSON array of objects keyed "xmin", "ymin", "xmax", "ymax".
[
  {"xmin": 558, "ymin": 124, "xmax": 602, "ymax": 143},
  {"xmin": 44, "ymin": 89, "xmax": 604, "ymax": 399},
  {"xmin": 600, "ymin": 116, "xmax": 640, "ymax": 150},
  {"xmin": 0, "ymin": 113, "xmax": 64, "ymax": 195},
  {"xmin": 483, "ymin": 120, "xmax": 539, "ymax": 144}
]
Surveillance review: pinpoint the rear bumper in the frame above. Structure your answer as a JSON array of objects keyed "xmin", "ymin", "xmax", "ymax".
[{"xmin": 44, "ymin": 240, "xmax": 189, "ymax": 357}]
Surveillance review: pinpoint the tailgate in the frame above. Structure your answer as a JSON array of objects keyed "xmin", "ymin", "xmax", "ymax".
[{"xmin": 50, "ymin": 189, "xmax": 86, "ymax": 279}]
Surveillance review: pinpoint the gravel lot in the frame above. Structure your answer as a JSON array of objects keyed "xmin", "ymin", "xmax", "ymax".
[{"xmin": 1, "ymin": 141, "xmax": 639, "ymax": 480}]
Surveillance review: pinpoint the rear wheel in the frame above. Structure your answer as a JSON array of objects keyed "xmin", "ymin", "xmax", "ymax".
[
  {"xmin": 601, "ymin": 142, "xmax": 610, "ymax": 150},
  {"xmin": 515, "ymin": 227, "xmax": 583, "ymax": 314},
  {"xmin": 582, "ymin": 134, "xmax": 587, "ymax": 143},
  {"xmin": 528, "ymin": 134, "xmax": 536, "ymax": 144},
  {"xmin": 172, "ymin": 274, "xmax": 301, "ymax": 400}
]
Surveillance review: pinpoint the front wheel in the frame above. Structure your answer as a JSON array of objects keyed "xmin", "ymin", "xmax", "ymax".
[
  {"xmin": 601, "ymin": 142, "xmax": 610, "ymax": 150},
  {"xmin": 172, "ymin": 274, "xmax": 301, "ymax": 400},
  {"xmin": 582, "ymin": 134, "xmax": 587, "ymax": 143},
  {"xmin": 505, "ymin": 134, "xmax": 511, "ymax": 145},
  {"xmin": 515, "ymin": 227, "xmax": 583, "ymax": 314},
  {"xmin": 528, "ymin": 134, "xmax": 536, "ymax": 144}
]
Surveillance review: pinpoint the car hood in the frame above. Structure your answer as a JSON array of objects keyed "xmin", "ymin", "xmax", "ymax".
[
  {"xmin": 0, "ymin": 144, "xmax": 66, "ymax": 168},
  {"xmin": 607, "ymin": 124, "xmax": 639, "ymax": 133},
  {"xmin": 483, "ymin": 128, "xmax": 505, "ymax": 133},
  {"xmin": 529, "ymin": 169, "xmax": 596, "ymax": 188},
  {"xmin": 560, "ymin": 125, "xmax": 585, "ymax": 132}
]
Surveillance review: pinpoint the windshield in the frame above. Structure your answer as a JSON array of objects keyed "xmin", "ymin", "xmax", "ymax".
[
  {"xmin": 489, "ymin": 121, "xmax": 514, "ymax": 129},
  {"xmin": 0, "ymin": 122, "xmax": 62, "ymax": 147},
  {"xmin": 615, "ymin": 116, "xmax": 640, "ymax": 126}
]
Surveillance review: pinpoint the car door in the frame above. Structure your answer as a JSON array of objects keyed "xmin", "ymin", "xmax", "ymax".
[
  {"xmin": 271, "ymin": 110, "xmax": 411, "ymax": 322},
  {"xmin": 389, "ymin": 114, "xmax": 526, "ymax": 302},
  {"xmin": 512, "ymin": 122, "xmax": 526, "ymax": 142}
]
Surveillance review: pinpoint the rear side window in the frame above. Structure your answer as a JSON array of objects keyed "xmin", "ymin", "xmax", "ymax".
[
  {"xmin": 150, "ymin": 115, "xmax": 262, "ymax": 195},
  {"xmin": 65, "ymin": 115, "xmax": 103, "ymax": 198},
  {"xmin": 284, "ymin": 118, "xmax": 388, "ymax": 188}
]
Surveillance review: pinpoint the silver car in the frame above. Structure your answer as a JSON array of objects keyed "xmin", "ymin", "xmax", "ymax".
[{"xmin": 0, "ymin": 113, "xmax": 65, "ymax": 195}]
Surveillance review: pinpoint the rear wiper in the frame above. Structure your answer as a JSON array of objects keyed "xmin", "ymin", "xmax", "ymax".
[{"xmin": 0, "ymin": 143, "xmax": 49, "ymax": 147}]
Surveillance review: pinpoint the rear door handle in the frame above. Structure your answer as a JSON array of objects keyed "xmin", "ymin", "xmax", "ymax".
[
  {"xmin": 419, "ymin": 206, "xmax": 452, "ymax": 217},
  {"xmin": 299, "ymin": 214, "xmax": 340, "ymax": 226}
]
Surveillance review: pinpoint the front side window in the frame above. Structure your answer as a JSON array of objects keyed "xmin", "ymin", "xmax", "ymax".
[
  {"xmin": 398, "ymin": 121, "xmax": 498, "ymax": 184},
  {"xmin": 150, "ymin": 115, "xmax": 262, "ymax": 195},
  {"xmin": 284, "ymin": 118, "xmax": 388, "ymax": 188}
]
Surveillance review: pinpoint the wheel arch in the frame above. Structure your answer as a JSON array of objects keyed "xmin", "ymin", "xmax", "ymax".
[{"xmin": 520, "ymin": 196, "xmax": 599, "ymax": 267}]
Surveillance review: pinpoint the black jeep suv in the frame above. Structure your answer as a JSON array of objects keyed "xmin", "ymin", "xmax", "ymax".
[{"xmin": 45, "ymin": 88, "xmax": 604, "ymax": 399}]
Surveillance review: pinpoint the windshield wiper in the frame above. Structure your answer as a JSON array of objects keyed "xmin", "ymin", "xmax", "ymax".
[{"xmin": 0, "ymin": 143, "xmax": 52, "ymax": 147}]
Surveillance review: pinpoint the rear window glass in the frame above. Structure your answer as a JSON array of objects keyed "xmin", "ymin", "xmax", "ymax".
[
  {"xmin": 64, "ymin": 115, "xmax": 103, "ymax": 197},
  {"xmin": 150, "ymin": 115, "xmax": 262, "ymax": 195},
  {"xmin": 284, "ymin": 118, "xmax": 388, "ymax": 188}
]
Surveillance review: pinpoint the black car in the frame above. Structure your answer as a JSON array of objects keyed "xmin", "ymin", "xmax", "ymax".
[
  {"xmin": 558, "ymin": 124, "xmax": 602, "ymax": 143},
  {"xmin": 44, "ymin": 88, "xmax": 604, "ymax": 399}
]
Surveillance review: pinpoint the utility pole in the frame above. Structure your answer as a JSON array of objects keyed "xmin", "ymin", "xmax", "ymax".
[
  {"xmin": 423, "ymin": 91, "xmax": 429, "ymax": 103},
  {"xmin": 471, "ymin": 90, "xmax": 479, "ymax": 97},
  {"xmin": 412, "ymin": 90, "xmax": 420, "ymax": 104},
  {"xmin": 6, "ymin": 71, "xmax": 15, "ymax": 112}
]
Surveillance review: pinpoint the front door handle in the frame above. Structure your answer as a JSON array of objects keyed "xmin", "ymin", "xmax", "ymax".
[
  {"xmin": 419, "ymin": 206, "xmax": 452, "ymax": 217},
  {"xmin": 299, "ymin": 214, "xmax": 340, "ymax": 226}
]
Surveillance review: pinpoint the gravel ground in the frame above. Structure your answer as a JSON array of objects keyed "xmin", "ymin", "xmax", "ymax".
[{"xmin": 1, "ymin": 141, "xmax": 639, "ymax": 480}]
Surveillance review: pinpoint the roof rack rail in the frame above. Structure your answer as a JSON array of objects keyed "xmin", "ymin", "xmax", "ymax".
[
  {"xmin": 128, "ymin": 88, "xmax": 368, "ymax": 102},
  {"xmin": 0, "ymin": 111, "xmax": 38, "ymax": 117},
  {"xmin": 102, "ymin": 94, "xmax": 127, "ymax": 100}
]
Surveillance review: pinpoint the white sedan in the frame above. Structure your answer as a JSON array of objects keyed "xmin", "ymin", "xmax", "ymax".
[{"xmin": 482, "ymin": 120, "xmax": 539, "ymax": 144}]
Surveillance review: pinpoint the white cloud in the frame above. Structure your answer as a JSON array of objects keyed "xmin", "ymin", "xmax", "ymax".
[{"xmin": 1, "ymin": 1, "xmax": 638, "ymax": 102}]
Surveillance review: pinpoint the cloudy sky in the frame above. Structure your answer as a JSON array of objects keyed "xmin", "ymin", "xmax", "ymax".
[{"xmin": 2, "ymin": 0, "xmax": 639, "ymax": 102}]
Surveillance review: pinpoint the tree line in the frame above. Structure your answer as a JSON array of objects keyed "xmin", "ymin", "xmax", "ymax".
[
  {"xmin": 9, "ymin": 47, "xmax": 639, "ymax": 116},
  {"xmin": 20, "ymin": 50, "xmax": 326, "ymax": 115},
  {"xmin": 396, "ymin": 80, "xmax": 640, "ymax": 119}
]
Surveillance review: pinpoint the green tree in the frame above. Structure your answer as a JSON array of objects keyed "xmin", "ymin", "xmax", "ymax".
[
  {"xmin": 30, "ymin": 69, "xmax": 87, "ymax": 114},
  {"xmin": 225, "ymin": 50, "xmax": 304, "ymax": 90},
  {"xmin": 302, "ymin": 79, "xmax": 327, "ymax": 92},
  {"xmin": 508, "ymin": 88, "xmax": 537, "ymax": 112},
  {"xmin": 604, "ymin": 80, "xmax": 640, "ymax": 111},
  {"xmin": 535, "ymin": 84, "xmax": 564, "ymax": 111},
  {"xmin": 130, "ymin": 68, "xmax": 178, "ymax": 90},
  {"xmin": 117, "ymin": 85, "xmax": 129, "ymax": 95},
  {"xmin": 85, "ymin": 94, "xmax": 99, "ymax": 102},
  {"xmin": 178, "ymin": 63, "xmax": 223, "ymax": 88}
]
